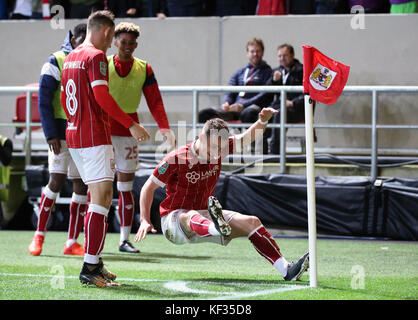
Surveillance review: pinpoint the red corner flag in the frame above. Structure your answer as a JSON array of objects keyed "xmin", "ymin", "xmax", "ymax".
[{"xmin": 303, "ymin": 46, "xmax": 350, "ymax": 105}]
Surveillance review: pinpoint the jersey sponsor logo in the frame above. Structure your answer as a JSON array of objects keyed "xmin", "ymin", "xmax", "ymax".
[
  {"xmin": 100, "ymin": 62, "xmax": 107, "ymax": 76},
  {"xmin": 158, "ymin": 161, "xmax": 169, "ymax": 174},
  {"xmin": 185, "ymin": 166, "xmax": 219, "ymax": 184},
  {"xmin": 185, "ymin": 171, "xmax": 200, "ymax": 184}
]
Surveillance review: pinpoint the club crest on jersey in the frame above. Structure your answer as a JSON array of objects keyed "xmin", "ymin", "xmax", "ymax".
[
  {"xmin": 158, "ymin": 161, "xmax": 169, "ymax": 174},
  {"xmin": 309, "ymin": 63, "xmax": 337, "ymax": 91},
  {"xmin": 100, "ymin": 62, "xmax": 107, "ymax": 76}
]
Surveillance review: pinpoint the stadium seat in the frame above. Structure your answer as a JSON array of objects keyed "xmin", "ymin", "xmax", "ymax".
[{"xmin": 13, "ymin": 83, "xmax": 41, "ymax": 134}]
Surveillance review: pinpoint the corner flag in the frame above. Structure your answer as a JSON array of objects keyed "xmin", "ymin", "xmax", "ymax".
[
  {"xmin": 303, "ymin": 45, "xmax": 350, "ymax": 105},
  {"xmin": 302, "ymin": 46, "xmax": 350, "ymax": 288}
]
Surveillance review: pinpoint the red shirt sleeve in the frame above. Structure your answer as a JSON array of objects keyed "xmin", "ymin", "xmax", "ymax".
[
  {"xmin": 88, "ymin": 51, "xmax": 109, "ymax": 87},
  {"xmin": 151, "ymin": 152, "xmax": 178, "ymax": 187},
  {"xmin": 88, "ymin": 52, "xmax": 135, "ymax": 129},
  {"xmin": 143, "ymin": 64, "xmax": 170, "ymax": 131}
]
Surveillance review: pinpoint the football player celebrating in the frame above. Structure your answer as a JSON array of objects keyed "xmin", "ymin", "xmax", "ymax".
[
  {"xmin": 107, "ymin": 22, "xmax": 175, "ymax": 253},
  {"xmin": 135, "ymin": 107, "xmax": 309, "ymax": 282},
  {"xmin": 61, "ymin": 10, "xmax": 149, "ymax": 287}
]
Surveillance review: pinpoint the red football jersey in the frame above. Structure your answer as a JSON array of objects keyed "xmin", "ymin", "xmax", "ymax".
[
  {"xmin": 61, "ymin": 44, "xmax": 112, "ymax": 148},
  {"xmin": 151, "ymin": 137, "xmax": 235, "ymax": 217}
]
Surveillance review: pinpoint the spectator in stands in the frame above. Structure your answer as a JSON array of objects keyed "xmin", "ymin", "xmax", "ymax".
[
  {"xmin": 107, "ymin": 0, "xmax": 146, "ymax": 17},
  {"xmin": 10, "ymin": 0, "xmax": 32, "ymax": 19},
  {"xmin": 166, "ymin": 0, "xmax": 208, "ymax": 16},
  {"xmin": 349, "ymin": 0, "xmax": 390, "ymax": 13},
  {"xmin": 389, "ymin": 0, "xmax": 418, "ymax": 13},
  {"xmin": 288, "ymin": 0, "xmax": 316, "ymax": 14},
  {"xmin": 69, "ymin": 0, "xmax": 104, "ymax": 18},
  {"xmin": 213, "ymin": 0, "xmax": 243, "ymax": 16},
  {"xmin": 0, "ymin": 0, "xmax": 11, "ymax": 19},
  {"xmin": 316, "ymin": 0, "xmax": 349, "ymax": 13},
  {"xmin": 199, "ymin": 38, "xmax": 272, "ymax": 154},
  {"xmin": 144, "ymin": 0, "xmax": 168, "ymax": 18},
  {"xmin": 28, "ymin": 23, "xmax": 88, "ymax": 257},
  {"xmin": 256, "ymin": 0, "xmax": 286, "ymax": 15},
  {"xmin": 266, "ymin": 44, "xmax": 305, "ymax": 155}
]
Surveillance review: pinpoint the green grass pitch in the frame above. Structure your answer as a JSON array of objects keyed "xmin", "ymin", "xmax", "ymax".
[{"xmin": 0, "ymin": 230, "xmax": 417, "ymax": 300}]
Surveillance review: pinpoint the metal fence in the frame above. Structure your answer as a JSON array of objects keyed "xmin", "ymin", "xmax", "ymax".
[{"xmin": 1, "ymin": 85, "xmax": 418, "ymax": 181}]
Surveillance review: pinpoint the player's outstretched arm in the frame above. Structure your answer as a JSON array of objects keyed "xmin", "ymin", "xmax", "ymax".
[
  {"xmin": 235, "ymin": 107, "xmax": 278, "ymax": 148},
  {"xmin": 134, "ymin": 176, "xmax": 160, "ymax": 242},
  {"xmin": 93, "ymin": 85, "xmax": 150, "ymax": 143}
]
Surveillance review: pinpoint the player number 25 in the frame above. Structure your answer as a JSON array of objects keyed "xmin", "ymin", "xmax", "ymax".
[{"xmin": 125, "ymin": 145, "xmax": 138, "ymax": 160}]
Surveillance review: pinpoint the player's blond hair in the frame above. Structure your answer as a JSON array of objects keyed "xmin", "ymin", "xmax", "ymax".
[
  {"xmin": 115, "ymin": 22, "xmax": 141, "ymax": 39},
  {"xmin": 87, "ymin": 10, "xmax": 115, "ymax": 31}
]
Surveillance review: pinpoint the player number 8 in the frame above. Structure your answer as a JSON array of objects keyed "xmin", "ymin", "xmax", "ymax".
[{"xmin": 65, "ymin": 79, "xmax": 78, "ymax": 116}]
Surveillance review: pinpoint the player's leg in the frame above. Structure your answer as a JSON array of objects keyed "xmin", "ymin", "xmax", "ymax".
[
  {"xmin": 80, "ymin": 180, "xmax": 119, "ymax": 287},
  {"xmin": 69, "ymin": 145, "xmax": 119, "ymax": 287},
  {"xmin": 28, "ymin": 165, "xmax": 66, "ymax": 255},
  {"xmin": 160, "ymin": 209, "xmax": 219, "ymax": 245},
  {"xmin": 116, "ymin": 173, "xmax": 139, "ymax": 253},
  {"xmin": 178, "ymin": 210, "xmax": 223, "ymax": 238},
  {"xmin": 112, "ymin": 136, "xmax": 140, "ymax": 253},
  {"xmin": 228, "ymin": 212, "xmax": 309, "ymax": 281},
  {"xmin": 29, "ymin": 141, "xmax": 73, "ymax": 255},
  {"xmin": 63, "ymin": 177, "xmax": 88, "ymax": 255}
]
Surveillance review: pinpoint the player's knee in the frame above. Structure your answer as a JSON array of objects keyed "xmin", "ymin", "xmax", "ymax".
[
  {"xmin": 247, "ymin": 215, "xmax": 262, "ymax": 230},
  {"xmin": 72, "ymin": 179, "xmax": 87, "ymax": 195},
  {"xmin": 179, "ymin": 211, "xmax": 194, "ymax": 233},
  {"xmin": 48, "ymin": 173, "xmax": 66, "ymax": 192}
]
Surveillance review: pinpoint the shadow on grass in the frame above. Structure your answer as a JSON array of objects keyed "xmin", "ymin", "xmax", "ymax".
[
  {"xmin": 101, "ymin": 251, "xmax": 212, "ymax": 263},
  {"xmin": 84, "ymin": 282, "xmax": 202, "ymax": 299},
  {"xmin": 197, "ymin": 277, "xmax": 310, "ymax": 287}
]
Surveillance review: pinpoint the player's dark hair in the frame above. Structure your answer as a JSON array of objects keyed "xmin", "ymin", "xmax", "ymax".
[
  {"xmin": 278, "ymin": 43, "xmax": 294, "ymax": 55},
  {"xmin": 73, "ymin": 23, "xmax": 87, "ymax": 39},
  {"xmin": 202, "ymin": 118, "xmax": 230, "ymax": 140},
  {"xmin": 87, "ymin": 10, "xmax": 115, "ymax": 31}
]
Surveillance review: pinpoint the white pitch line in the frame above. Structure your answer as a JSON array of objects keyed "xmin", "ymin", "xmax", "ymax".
[
  {"xmin": 164, "ymin": 280, "xmax": 309, "ymax": 299},
  {"xmin": 0, "ymin": 272, "xmax": 309, "ymax": 299},
  {"xmin": 211, "ymin": 285, "xmax": 309, "ymax": 300}
]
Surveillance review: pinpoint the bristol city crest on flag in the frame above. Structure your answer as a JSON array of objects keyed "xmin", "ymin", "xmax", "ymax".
[
  {"xmin": 309, "ymin": 63, "xmax": 337, "ymax": 91},
  {"xmin": 303, "ymin": 45, "xmax": 350, "ymax": 105}
]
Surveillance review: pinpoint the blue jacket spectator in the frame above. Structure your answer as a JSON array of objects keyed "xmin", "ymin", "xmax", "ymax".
[
  {"xmin": 222, "ymin": 60, "xmax": 272, "ymax": 109},
  {"xmin": 199, "ymin": 38, "xmax": 272, "ymax": 153}
]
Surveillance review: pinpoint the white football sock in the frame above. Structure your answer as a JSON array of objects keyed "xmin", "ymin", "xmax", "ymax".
[
  {"xmin": 120, "ymin": 226, "xmax": 132, "ymax": 243},
  {"xmin": 274, "ymin": 257, "xmax": 290, "ymax": 277}
]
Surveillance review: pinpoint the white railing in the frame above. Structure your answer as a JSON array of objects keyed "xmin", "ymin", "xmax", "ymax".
[{"xmin": 1, "ymin": 85, "xmax": 418, "ymax": 181}]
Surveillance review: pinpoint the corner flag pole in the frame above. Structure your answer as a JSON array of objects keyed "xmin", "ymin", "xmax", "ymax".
[{"xmin": 304, "ymin": 94, "xmax": 318, "ymax": 288}]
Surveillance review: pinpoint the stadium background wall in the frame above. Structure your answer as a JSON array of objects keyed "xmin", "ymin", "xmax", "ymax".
[
  {"xmin": 12, "ymin": 166, "xmax": 418, "ymax": 241},
  {"xmin": 0, "ymin": 14, "xmax": 418, "ymax": 150}
]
